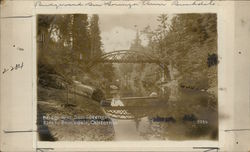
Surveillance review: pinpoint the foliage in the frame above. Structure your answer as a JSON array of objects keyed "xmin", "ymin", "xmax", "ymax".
[
  {"xmin": 37, "ymin": 14, "xmax": 116, "ymax": 90},
  {"xmin": 37, "ymin": 13, "xmax": 218, "ymax": 98},
  {"xmin": 141, "ymin": 13, "xmax": 217, "ymax": 97},
  {"xmin": 92, "ymin": 88, "xmax": 105, "ymax": 102}
]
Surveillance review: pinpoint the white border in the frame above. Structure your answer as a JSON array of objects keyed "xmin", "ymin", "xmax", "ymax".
[
  {"xmin": 32, "ymin": 4, "xmax": 38, "ymax": 150},
  {"xmin": 32, "ymin": 1, "xmax": 235, "ymax": 151}
]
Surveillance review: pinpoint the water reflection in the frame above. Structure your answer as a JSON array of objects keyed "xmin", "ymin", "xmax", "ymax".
[
  {"xmin": 111, "ymin": 98, "xmax": 124, "ymax": 107},
  {"xmin": 102, "ymin": 89, "xmax": 218, "ymax": 141},
  {"xmin": 104, "ymin": 96, "xmax": 167, "ymax": 140}
]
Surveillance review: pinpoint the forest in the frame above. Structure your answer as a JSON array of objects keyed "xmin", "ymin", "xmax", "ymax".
[{"xmin": 38, "ymin": 13, "xmax": 217, "ymax": 101}]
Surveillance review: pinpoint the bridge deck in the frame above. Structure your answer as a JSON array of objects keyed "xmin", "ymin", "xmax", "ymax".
[{"xmin": 103, "ymin": 105, "xmax": 167, "ymax": 110}]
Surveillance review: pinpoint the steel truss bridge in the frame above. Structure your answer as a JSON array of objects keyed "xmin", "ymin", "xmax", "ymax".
[
  {"xmin": 86, "ymin": 50, "xmax": 168, "ymax": 69},
  {"xmin": 102, "ymin": 102, "xmax": 171, "ymax": 120},
  {"xmin": 103, "ymin": 96, "xmax": 159, "ymax": 120},
  {"xmin": 85, "ymin": 50, "xmax": 170, "ymax": 120},
  {"xmin": 103, "ymin": 105, "xmax": 164, "ymax": 120}
]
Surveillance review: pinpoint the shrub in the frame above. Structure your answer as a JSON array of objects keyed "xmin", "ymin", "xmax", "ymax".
[{"xmin": 92, "ymin": 88, "xmax": 105, "ymax": 103}]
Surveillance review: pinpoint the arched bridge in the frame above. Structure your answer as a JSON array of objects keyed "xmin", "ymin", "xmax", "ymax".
[
  {"xmin": 86, "ymin": 50, "xmax": 168, "ymax": 69},
  {"xmin": 102, "ymin": 104, "xmax": 169, "ymax": 120},
  {"xmin": 103, "ymin": 106, "xmax": 153, "ymax": 120}
]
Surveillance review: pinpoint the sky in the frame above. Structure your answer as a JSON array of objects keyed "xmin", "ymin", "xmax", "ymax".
[{"xmin": 98, "ymin": 14, "xmax": 159, "ymax": 53}]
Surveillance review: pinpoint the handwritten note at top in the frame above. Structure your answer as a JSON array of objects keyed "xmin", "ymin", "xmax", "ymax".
[{"xmin": 35, "ymin": 0, "xmax": 216, "ymax": 9}]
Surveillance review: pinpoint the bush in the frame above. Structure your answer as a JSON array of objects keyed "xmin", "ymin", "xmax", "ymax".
[{"xmin": 91, "ymin": 88, "xmax": 105, "ymax": 103}]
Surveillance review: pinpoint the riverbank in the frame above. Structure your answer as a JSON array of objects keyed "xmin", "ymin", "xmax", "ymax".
[{"xmin": 37, "ymin": 85, "xmax": 115, "ymax": 141}]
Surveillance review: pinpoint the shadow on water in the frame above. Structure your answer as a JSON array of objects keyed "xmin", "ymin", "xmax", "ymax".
[{"xmin": 102, "ymin": 89, "xmax": 218, "ymax": 141}]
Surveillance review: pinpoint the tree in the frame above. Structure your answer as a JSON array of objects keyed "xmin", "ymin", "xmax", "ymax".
[
  {"xmin": 140, "ymin": 14, "xmax": 217, "ymax": 99},
  {"xmin": 89, "ymin": 14, "xmax": 102, "ymax": 58},
  {"xmin": 72, "ymin": 14, "xmax": 90, "ymax": 62}
]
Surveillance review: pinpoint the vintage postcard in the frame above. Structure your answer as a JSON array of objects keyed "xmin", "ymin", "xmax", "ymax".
[
  {"xmin": 37, "ymin": 13, "xmax": 218, "ymax": 142},
  {"xmin": 1, "ymin": 0, "xmax": 250, "ymax": 151}
]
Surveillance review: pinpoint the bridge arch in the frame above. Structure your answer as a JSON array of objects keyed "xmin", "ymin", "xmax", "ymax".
[{"xmin": 86, "ymin": 50, "xmax": 168, "ymax": 70}]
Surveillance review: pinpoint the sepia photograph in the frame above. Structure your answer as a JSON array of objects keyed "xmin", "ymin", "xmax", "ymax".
[{"xmin": 37, "ymin": 13, "xmax": 218, "ymax": 141}]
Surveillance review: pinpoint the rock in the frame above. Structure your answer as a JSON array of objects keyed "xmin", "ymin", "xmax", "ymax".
[{"xmin": 149, "ymin": 92, "xmax": 158, "ymax": 97}]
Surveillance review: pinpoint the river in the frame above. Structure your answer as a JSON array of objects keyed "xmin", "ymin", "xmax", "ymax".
[
  {"xmin": 106, "ymin": 98, "xmax": 166, "ymax": 141},
  {"xmin": 102, "ymin": 88, "xmax": 218, "ymax": 141}
]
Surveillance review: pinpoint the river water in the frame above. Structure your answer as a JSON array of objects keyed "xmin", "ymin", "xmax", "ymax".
[
  {"xmin": 107, "ymin": 98, "xmax": 165, "ymax": 141},
  {"xmin": 102, "ymin": 89, "xmax": 218, "ymax": 141}
]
